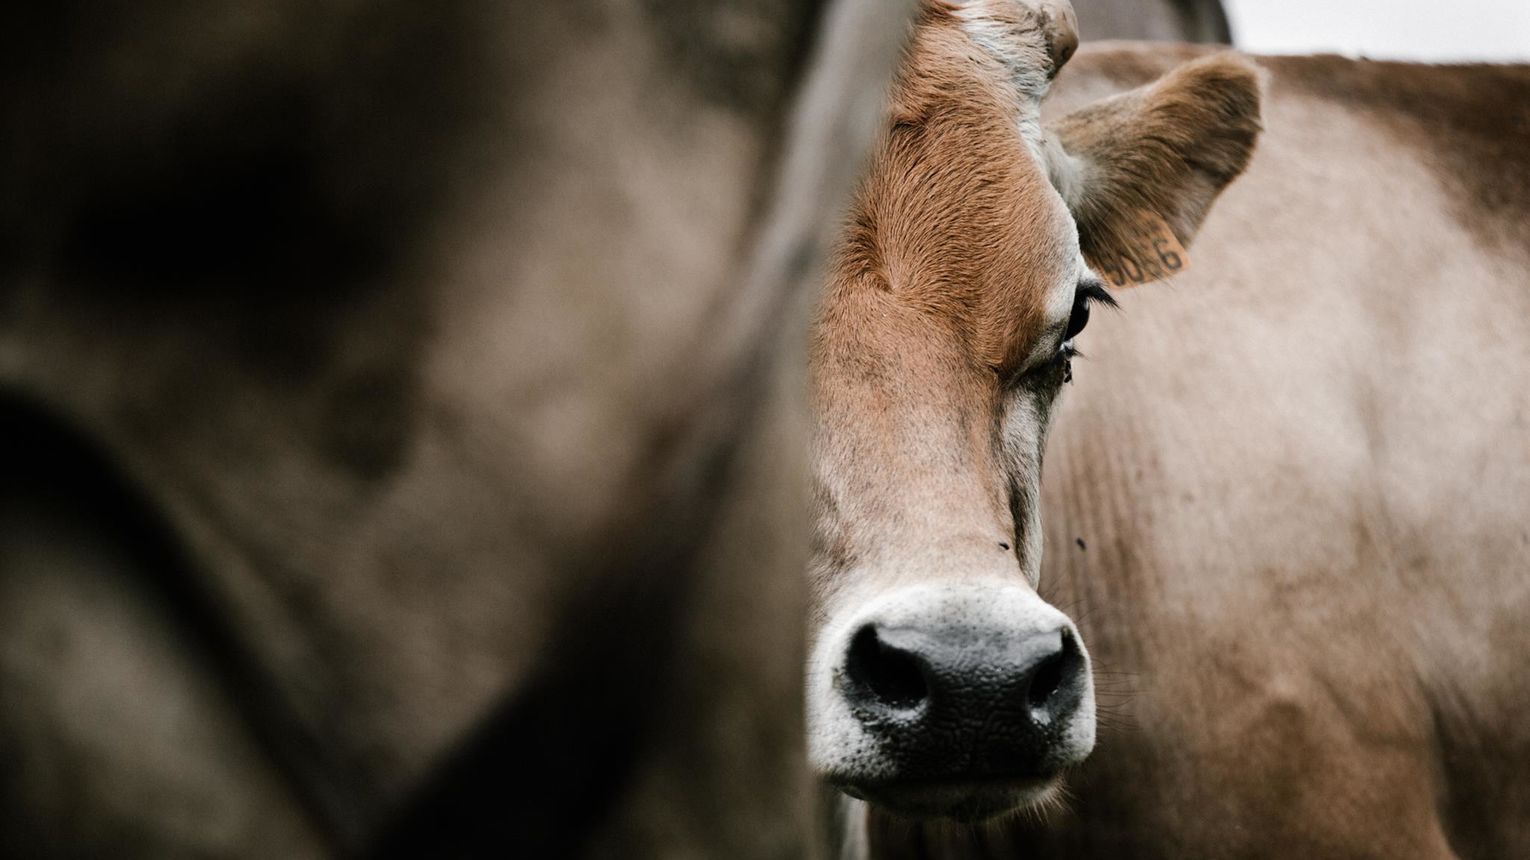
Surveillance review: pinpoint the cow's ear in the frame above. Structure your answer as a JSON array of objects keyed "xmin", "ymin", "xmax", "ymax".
[{"xmin": 1044, "ymin": 53, "xmax": 1262, "ymax": 286}]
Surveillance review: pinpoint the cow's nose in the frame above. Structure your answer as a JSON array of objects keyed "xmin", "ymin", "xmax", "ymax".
[{"xmin": 842, "ymin": 619, "xmax": 1088, "ymax": 776}]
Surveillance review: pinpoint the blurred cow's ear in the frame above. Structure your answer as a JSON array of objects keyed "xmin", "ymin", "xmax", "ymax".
[{"xmin": 1044, "ymin": 53, "xmax": 1262, "ymax": 286}]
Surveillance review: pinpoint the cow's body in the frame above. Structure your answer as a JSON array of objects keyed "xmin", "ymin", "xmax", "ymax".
[
  {"xmin": 864, "ymin": 45, "xmax": 1530, "ymax": 858},
  {"xmin": 1075, "ymin": 0, "xmax": 1230, "ymax": 43},
  {"xmin": 0, "ymin": 1, "xmax": 916, "ymax": 856}
]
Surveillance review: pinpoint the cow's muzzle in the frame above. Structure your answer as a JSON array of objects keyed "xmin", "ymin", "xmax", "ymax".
[{"xmin": 808, "ymin": 584, "xmax": 1096, "ymax": 821}]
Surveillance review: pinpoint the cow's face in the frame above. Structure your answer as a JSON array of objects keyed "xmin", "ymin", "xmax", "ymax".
[{"xmin": 808, "ymin": 0, "xmax": 1261, "ymax": 821}]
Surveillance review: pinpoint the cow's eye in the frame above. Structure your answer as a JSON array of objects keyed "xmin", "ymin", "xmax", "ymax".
[
  {"xmin": 1064, "ymin": 278, "xmax": 1116, "ymax": 344},
  {"xmin": 1063, "ymin": 293, "xmax": 1091, "ymax": 342}
]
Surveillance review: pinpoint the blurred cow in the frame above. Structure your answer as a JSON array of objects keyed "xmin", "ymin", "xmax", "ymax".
[
  {"xmin": 1077, "ymin": 0, "xmax": 1230, "ymax": 43},
  {"xmin": 0, "ymin": 1, "xmax": 917, "ymax": 856}
]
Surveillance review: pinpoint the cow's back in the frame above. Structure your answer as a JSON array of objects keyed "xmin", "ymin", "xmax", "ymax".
[
  {"xmin": 1074, "ymin": 0, "xmax": 1231, "ymax": 43},
  {"xmin": 870, "ymin": 46, "xmax": 1530, "ymax": 858}
]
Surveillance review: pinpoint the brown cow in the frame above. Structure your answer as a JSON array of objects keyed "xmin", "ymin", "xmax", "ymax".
[
  {"xmin": 807, "ymin": 0, "xmax": 1259, "ymax": 835},
  {"xmin": 0, "ymin": 0, "xmax": 917, "ymax": 856},
  {"xmin": 810, "ymin": 3, "xmax": 1530, "ymax": 859},
  {"xmin": 883, "ymin": 46, "xmax": 1530, "ymax": 859}
]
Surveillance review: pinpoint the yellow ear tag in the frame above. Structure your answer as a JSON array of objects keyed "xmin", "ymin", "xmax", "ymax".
[{"xmin": 1089, "ymin": 211, "xmax": 1190, "ymax": 288}]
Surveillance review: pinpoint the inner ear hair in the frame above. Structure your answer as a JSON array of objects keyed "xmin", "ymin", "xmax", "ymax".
[{"xmin": 1045, "ymin": 52, "xmax": 1264, "ymax": 267}]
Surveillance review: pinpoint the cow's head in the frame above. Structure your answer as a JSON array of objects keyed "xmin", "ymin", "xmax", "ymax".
[{"xmin": 808, "ymin": 0, "xmax": 1261, "ymax": 821}]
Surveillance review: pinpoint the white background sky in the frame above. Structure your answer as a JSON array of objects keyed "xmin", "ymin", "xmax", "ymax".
[{"xmin": 1223, "ymin": 0, "xmax": 1530, "ymax": 61}]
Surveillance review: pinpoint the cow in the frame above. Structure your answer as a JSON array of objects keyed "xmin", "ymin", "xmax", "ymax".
[
  {"xmin": 1075, "ymin": 0, "xmax": 1231, "ymax": 43},
  {"xmin": 807, "ymin": 2, "xmax": 1530, "ymax": 859},
  {"xmin": 806, "ymin": 0, "xmax": 1259, "ymax": 839},
  {"xmin": 0, "ymin": 0, "xmax": 919, "ymax": 856},
  {"xmin": 1, "ymin": 0, "xmax": 1231, "ymax": 854}
]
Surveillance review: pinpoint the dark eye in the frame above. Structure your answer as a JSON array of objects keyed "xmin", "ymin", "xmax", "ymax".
[
  {"xmin": 1063, "ymin": 292, "xmax": 1091, "ymax": 341},
  {"xmin": 1064, "ymin": 279, "xmax": 1117, "ymax": 344}
]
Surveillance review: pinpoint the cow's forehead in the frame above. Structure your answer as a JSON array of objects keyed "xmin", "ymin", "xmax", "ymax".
[
  {"xmin": 864, "ymin": 3, "xmax": 1085, "ymax": 374},
  {"xmin": 947, "ymin": 0, "xmax": 1081, "ymax": 179},
  {"xmin": 951, "ymin": 0, "xmax": 1080, "ymax": 92}
]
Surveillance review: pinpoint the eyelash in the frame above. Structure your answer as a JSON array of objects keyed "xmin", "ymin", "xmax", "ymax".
[
  {"xmin": 1004, "ymin": 281, "xmax": 1114, "ymax": 389},
  {"xmin": 1055, "ymin": 280, "xmax": 1114, "ymax": 384},
  {"xmin": 1058, "ymin": 341, "xmax": 1079, "ymax": 384}
]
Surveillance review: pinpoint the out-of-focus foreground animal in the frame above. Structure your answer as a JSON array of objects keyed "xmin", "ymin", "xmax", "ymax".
[
  {"xmin": 0, "ymin": 1, "xmax": 918, "ymax": 856},
  {"xmin": 1075, "ymin": 0, "xmax": 1230, "ymax": 43},
  {"xmin": 807, "ymin": 3, "xmax": 1530, "ymax": 858}
]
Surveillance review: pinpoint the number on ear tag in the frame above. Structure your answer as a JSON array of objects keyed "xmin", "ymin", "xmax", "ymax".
[{"xmin": 1088, "ymin": 212, "xmax": 1190, "ymax": 288}]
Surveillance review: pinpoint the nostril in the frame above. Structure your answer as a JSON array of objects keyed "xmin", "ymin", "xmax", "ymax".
[
  {"xmin": 846, "ymin": 624, "xmax": 928, "ymax": 711},
  {"xmin": 1025, "ymin": 652, "xmax": 1067, "ymax": 722},
  {"xmin": 1025, "ymin": 630, "xmax": 1083, "ymax": 725}
]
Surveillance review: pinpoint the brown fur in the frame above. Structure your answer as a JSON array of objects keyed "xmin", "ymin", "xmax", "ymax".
[
  {"xmin": 811, "ymin": 3, "xmax": 1259, "ymax": 619},
  {"xmin": 810, "ymin": 3, "xmax": 1076, "ymax": 616},
  {"xmin": 864, "ymin": 43, "xmax": 1530, "ymax": 860},
  {"xmin": 834, "ymin": 5, "xmax": 1069, "ymax": 378}
]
